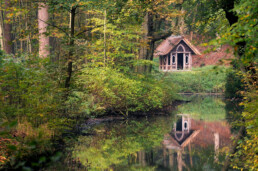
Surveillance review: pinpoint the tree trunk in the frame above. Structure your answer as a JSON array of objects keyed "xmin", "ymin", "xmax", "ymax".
[
  {"xmin": 65, "ymin": 7, "xmax": 76, "ymax": 88},
  {"xmin": 139, "ymin": 12, "xmax": 172, "ymax": 73},
  {"xmin": 3, "ymin": 0, "xmax": 12, "ymax": 54},
  {"xmin": 190, "ymin": 4, "xmax": 198, "ymax": 41},
  {"xmin": 140, "ymin": 12, "xmax": 155, "ymax": 72},
  {"xmin": 0, "ymin": 11, "xmax": 3, "ymax": 51},
  {"xmin": 179, "ymin": 8, "xmax": 185, "ymax": 35},
  {"xmin": 139, "ymin": 12, "xmax": 154, "ymax": 60},
  {"xmin": 38, "ymin": 2, "xmax": 50, "ymax": 58}
]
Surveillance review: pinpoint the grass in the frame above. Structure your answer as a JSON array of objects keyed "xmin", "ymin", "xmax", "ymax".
[{"xmin": 165, "ymin": 65, "xmax": 229, "ymax": 93}]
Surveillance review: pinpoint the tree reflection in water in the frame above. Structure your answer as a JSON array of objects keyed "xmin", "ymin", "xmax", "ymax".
[{"xmin": 44, "ymin": 96, "xmax": 233, "ymax": 171}]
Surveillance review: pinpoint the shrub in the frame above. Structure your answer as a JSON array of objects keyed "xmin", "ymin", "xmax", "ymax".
[
  {"xmin": 0, "ymin": 55, "xmax": 64, "ymax": 169},
  {"xmin": 68, "ymin": 66, "xmax": 177, "ymax": 117}
]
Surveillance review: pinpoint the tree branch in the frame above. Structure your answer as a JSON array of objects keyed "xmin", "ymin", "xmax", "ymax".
[
  {"xmin": 75, "ymin": 24, "xmax": 104, "ymax": 37},
  {"xmin": 152, "ymin": 31, "xmax": 173, "ymax": 42},
  {"xmin": 38, "ymin": 18, "xmax": 69, "ymax": 37}
]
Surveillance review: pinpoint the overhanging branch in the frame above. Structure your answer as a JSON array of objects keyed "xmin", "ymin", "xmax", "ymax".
[
  {"xmin": 152, "ymin": 31, "xmax": 173, "ymax": 42},
  {"xmin": 75, "ymin": 24, "xmax": 104, "ymax": 37},
  {"xmin": 38, "ymin": 18, "xmax": 69, "ymax": 37}
]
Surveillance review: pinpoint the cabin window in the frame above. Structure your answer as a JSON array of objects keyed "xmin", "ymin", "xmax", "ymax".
[
  {"xmin": 185, "ymin": 54, "xmax": 189, "ymax": 64},
  {"xmin": 163, "ymin": 56, "xmax": 166, "ymax": 65},
  {"xmin": 172, "ymin": 55, "xmax": 176, "ymax": 64},
  {"xmin": 168, "ymin": 55, "xmax": 171, "ymax": 65},
  {"xmin": 184, "ymin": 121, "xmax": 188, "ymax": 130}
]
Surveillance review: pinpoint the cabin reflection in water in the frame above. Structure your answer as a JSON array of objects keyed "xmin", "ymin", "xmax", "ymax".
[{"xmin": 161, "ymin": 114, "xmax": 231, "ymax": 171}]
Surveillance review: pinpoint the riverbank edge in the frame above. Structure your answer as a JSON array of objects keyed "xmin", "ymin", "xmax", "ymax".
[{"xmin": 177, "ymin": 92, "xmax": 224, "ymax": 95}]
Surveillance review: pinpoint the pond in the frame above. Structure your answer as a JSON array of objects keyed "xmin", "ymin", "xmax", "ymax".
[{"xmin": 44, "ymin": 95, "xmax": 233, "ymax": 171}]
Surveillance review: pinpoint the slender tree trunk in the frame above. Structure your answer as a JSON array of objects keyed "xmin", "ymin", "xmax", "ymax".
[
  {"xmin": 0, "ymin": 11, "xmax": 3, "ymax": 51},
  {"xmin": 190, "ymin": 5, "xmax": 197, "ymax": 41},
  {"xmin": 38, "ymin": 2, "xmax": 50, "ymax": 58},
  {"xmin": 3, "ymin": 0, "xmax": 12, "ymax": 54},
  {"xmin": 65, "ymin": 7, "xmax": 76, "ymax": 88},
  {"xmin": 138, "ymin": 12, "xmax": 156, "ymax": 72},
  {"xmin": 139, "ymin": 12, "xmax": 154, "ymax": 60},
  {"xmin": 179, "ymin": 8, "xmax": 185, "ymax": 35},
  {"xmin": 104, "ymin": 9, "xmax": 107, "ymax": 65},
  {"xmin": 24, "ymin": 0, "xmax": 32, "ymax": 54}
]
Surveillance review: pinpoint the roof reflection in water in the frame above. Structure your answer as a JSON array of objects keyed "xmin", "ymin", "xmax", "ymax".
[{"xmin": 162, "ymin": 114, "xmax": 231, "ymax": 171}]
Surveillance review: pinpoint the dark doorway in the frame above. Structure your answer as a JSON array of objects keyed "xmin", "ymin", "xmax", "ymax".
[{"xmin": 177, "ymin": 53, "xmax": 184, "ymax": 70}]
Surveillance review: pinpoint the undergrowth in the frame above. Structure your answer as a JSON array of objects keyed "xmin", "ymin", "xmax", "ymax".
[{"xmin": 167, "ymin": 65, "xmax": 229, "ymax": 93}]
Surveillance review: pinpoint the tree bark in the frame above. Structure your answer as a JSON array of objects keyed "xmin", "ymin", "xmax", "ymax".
[
  {"xmin": 139, "ymin": 12, "xmax": 153, "ymax": 60},
  {"xmin": 179, "ymin": 8, "xmax": 185, "ymax": 35},
  {"xmin": 190, "ymin": 4, "xmax": 198, "ymax": 41},
  {"xmin": 65, "ymin": 7, "xmax": 76, "ymax": 88},
  {"xmin": 3, "ymin": 0, "xmax": 12, "ymax": 54},
  {"xmin": 0, "ymin": 11, "xmax": 3, "ymax": 51},
  {"xmin": 38, "ymin": 2, "xmax": 50, "ymax": 58}
]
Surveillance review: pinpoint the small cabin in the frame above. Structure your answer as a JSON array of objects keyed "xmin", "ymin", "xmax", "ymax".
[{"xmin": 155, "ymin": 36, "xmax": 201, "ymax": 71}]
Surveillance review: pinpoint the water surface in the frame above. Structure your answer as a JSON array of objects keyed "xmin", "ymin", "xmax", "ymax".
[{"xmin": 45, "ymin": 95, "xmax": 232, "ymax": 171}]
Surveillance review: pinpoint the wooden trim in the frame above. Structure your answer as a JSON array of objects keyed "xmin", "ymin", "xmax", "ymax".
[
  {"xmin": 183, "ymin": 53, "xmax": 185, "ymax": 70},
  {"xmin": 176, "ymin": 44, "xmax": 185, "ymax": 52},
  {"xmin": 181, "ymin": 130, "xmax": 201, "ymax": 148},
  {"xmin": 166, "ymin": 55, "xmax": 168, "ymax": 71}
]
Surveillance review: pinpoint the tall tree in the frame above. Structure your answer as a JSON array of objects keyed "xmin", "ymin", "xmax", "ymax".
[
  {"xmin": 38, "ymin": 2, "xmax": 50, "ymax": 58},
  {"xmin": 3, "ymin": 0, "xmax": 12, "ymax": 54},
  {"xmin": 0, "ymin": 11, "xmax": 3, "ymax": 50},
  {"xmin": 65, "ymin": 6, "xmax": 76, "ymax": 88}
]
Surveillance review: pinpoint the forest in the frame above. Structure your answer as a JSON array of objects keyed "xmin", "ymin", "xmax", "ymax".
[{"xmin": 0, "ymin": 0, "xmax": 257, "ymax": 170}]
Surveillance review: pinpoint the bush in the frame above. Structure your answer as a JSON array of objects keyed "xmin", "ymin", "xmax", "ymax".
[
  {"xmin": 0, "ymin": 57, "xmax": 62, "ymax": 123},
  {"xmin": 225, "ymin": 70, "xmax": 244, "ymax": 99},
  {"xmin": 0, "ymin": 55, "xmax": 64, "ymax": 169},
  {"xmin": 67, "ymin": 66, "xmax": 177, "ymax": 117}
]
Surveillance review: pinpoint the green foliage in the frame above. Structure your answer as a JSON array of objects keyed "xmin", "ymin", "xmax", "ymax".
[
  {"xmin": 183, "ymin": 0, "xmax": 228, "ymax": 39},
  {"xmin": 167, "ymin": 65, "xmax": 229, "ymax": 93},
  {"xmin": 236, "ymin": 90, "xmax": 258, "ymax": 170},
  {"xmin": 0, "ymin": 55, "xmax": 66, "ymax": 169},
  {"xmin": 0, "ymin": 56, "xmax": 61, "ymax": 123},
  {"xmin": 220, "ymin": 0, "xmax": 258, "ymax": 65},
  {"xmin": 225, "ymin": 70, "xmax": 244, "ymax": 99},
  {"xmin": 68, "ymin": 66, "xmax": 177, "ymax": 117},
  {"xmin": 228, "ymin": 73, "xmax": 258, "ymax": 171},
  {"xmin": 217, "ymin": 0, "xmax": 258, "ymax": 170}
]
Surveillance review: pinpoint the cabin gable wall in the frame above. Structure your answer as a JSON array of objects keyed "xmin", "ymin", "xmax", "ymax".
[{"xmin": 171, "ymin": 40, "xmax": 194, "ymax": 54}]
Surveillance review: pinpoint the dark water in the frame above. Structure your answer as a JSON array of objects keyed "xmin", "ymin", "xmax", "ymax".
[{"xmin": 45, "ymin": 96, "xmax": 232, "ymax": 171}]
